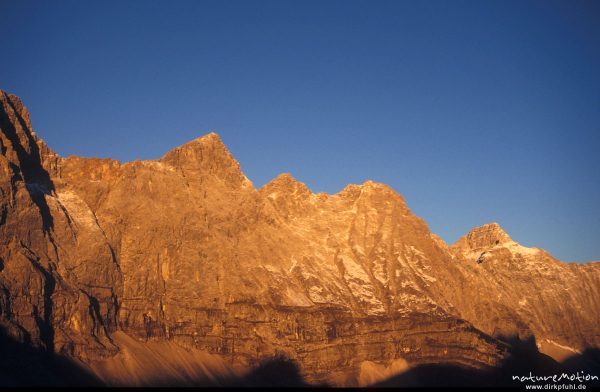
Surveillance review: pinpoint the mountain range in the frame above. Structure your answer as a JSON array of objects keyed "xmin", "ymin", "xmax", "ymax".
[{"xmin": 0, "ymin": 90, "xmax": 598, "ymax": 387}]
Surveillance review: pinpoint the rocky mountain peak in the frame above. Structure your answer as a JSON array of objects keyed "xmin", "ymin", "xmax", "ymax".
[
  {"xmin": 260, "ymin": 173, "xmax": 311, "ymax": 199},
  {"xmin": 359, "ymin": 180, "xmax": 397, "ymax": 194},
  {"xmin": 0, "ymin": 90, "xmax": 55, "ymax": 193},
  {"xmin": 0, "ymin": 90, "xmax": 32, "ymax": 130},
  {"xmin": 453, "ymin": 222, "xmax": 513, "ymax": 252},
  {"xmin": 335, "ymin": 180, "xmax": 407, "ymax": 210},
  {"xmin": 159, "ymin": 132, "xmax": 252, "ymax": 189},
  {"xmin": 192, "ymin": 131, "xmax": 225, "ymax": 146},
  {"xmin": 160, "ymin": 132, "xmax": 228, "ymax": 161},
  {"xmin": 1, "ymin": 90, "xmax": 33, "ymax": 153},
  {"xmin": 451, "ymin": 222, "xmax": 547, "ymax": 269}
]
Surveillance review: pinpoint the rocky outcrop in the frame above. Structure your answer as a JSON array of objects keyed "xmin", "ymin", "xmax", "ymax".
[
  {"xmin": 0, "ymin": 90, "xmax": 598, "ymax": 386},
  {"xmin": 0, "ymin": 91, "xmax": 121, "ymax": 361},
  {"xmin": 450, "ymin": 223, "xmax": 600, "ymax": 356}
]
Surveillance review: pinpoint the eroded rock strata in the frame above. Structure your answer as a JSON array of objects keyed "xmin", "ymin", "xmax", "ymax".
[{"xmin": 0, "ymin": 90, "xmax": 598, "ymax": 386}]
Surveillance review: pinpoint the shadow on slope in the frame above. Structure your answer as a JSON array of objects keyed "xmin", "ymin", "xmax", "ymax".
[
  {"xmin": 0, "ymin": 92, "xmax": 56, "ymax": 233},
  {"xmin": 0, "ymin": 326, "xmax": 104, "ymax": 387},
  {"xmin": 230, "ymin": 355, "xmax": 328, "ymax": 388},
  {"xmin": 91, "ymin": 331, "xmax": 325, "ymax": 388},
  {"xmin": 0, "ymin": 324, "xmax": 314, "ymax": 388},
  {"xmin": 375, "ymin": 336, "xmax": 600, "ymax": 388},
  {"xmin": 1, "ymin": 326, "xmax": 598, "ymax": 388}
]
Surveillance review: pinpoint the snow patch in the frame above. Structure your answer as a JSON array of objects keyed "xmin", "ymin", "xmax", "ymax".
[
  {"xmin": 518, "ymin": 298, "xmax": 528, "ymax": 307},
  {"xmin": 339, "ymin": 255, "xmax": 385, "ymax": 314},
  {"xmin": 347, "ymin": 281, "xmax": 385, "ymax": 314},
  {"xmin": 409, "ymin": 245, "xmax": 425, "ymax": 257},
  {"xmin": 503, "ymin": 241, "xmax": 541, "ymax": 256},
  {"xmin": 54, "ymin": 190, "xmax": 99, "ymax": 230},
  {"xmin": 263, "ymin": 264, "xmax": 281, "ymax": 274},
  {"xmin": 543, "ymin": 339, "xmax": 581, "ymax": 354},
  {"xmin": 340, "ymin": 255, "xmax": 371, "ymax": 283},
  {"xmin": 373, "ymin": 259, "xmax": 388, "ymax": 285},
  {"xmin": 307, "ymin": 286, "xmax": 341, "ymax": 305}
]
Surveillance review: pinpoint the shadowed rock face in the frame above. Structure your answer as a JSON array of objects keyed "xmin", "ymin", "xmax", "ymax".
[{"xmin": 0, "ymin": 90, "xmax": 598, "ymax": 386}]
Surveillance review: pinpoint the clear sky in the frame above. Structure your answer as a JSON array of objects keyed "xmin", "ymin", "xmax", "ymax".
[{"xmin": 1, "ymin": 0, "xmax": 599, "ymax": 262}]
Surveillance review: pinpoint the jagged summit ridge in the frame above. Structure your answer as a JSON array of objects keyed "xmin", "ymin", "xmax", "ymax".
[{"xmin": 260, "ymin": 172, "xmax": 405, "ymax": 201}]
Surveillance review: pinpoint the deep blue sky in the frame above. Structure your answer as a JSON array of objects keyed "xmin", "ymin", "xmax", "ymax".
[{"xmin": 1, "ymin": 0, "xmax": 599, "ymax": 262}]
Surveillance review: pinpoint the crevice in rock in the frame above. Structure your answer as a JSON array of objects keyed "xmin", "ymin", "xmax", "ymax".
[
  {"xmin": 19, "ymin": 241, "xmax": 56, "ymax": 352},
  {"xmin": 79, "ymin": 288, "xmax": 114, "ymax": 346}
]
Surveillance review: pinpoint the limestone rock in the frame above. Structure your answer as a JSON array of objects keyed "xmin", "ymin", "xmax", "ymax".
[{"xmin": 0, "ymin": 90, "xmax": 598, "ymax": 386}]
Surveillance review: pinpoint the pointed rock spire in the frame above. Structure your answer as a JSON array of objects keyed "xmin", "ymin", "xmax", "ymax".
[
  {"xmin": 0, "ymin": 90, "xmax": 55, "ymax": 189},
  {"xmin": 160, "ymin": 132, "xmax": 253, "ymax": 189}
]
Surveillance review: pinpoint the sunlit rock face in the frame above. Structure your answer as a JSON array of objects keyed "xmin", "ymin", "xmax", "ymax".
[
  {"xmin": 0, "ymin": 90, "xmax": 598, "ymax": 386},
  {"xmin": 0, "ymin": 91, "xmax": 122, "ymax": 363},
  {"xmin": 450, "ymin": 223, "xmax": 600, "ymax": 358}
]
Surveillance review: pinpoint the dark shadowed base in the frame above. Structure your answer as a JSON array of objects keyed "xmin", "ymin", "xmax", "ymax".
[
  {"xmin": 376, "ymin": 336, "xmax": 600, "ymax": 388},
  {"xmin": 1, "ymin": 328, "xmax": 598, "ymax": 388},
  {"xmin": 0, "ymin": 326, "xmax": 104, "ymax": 387}
]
